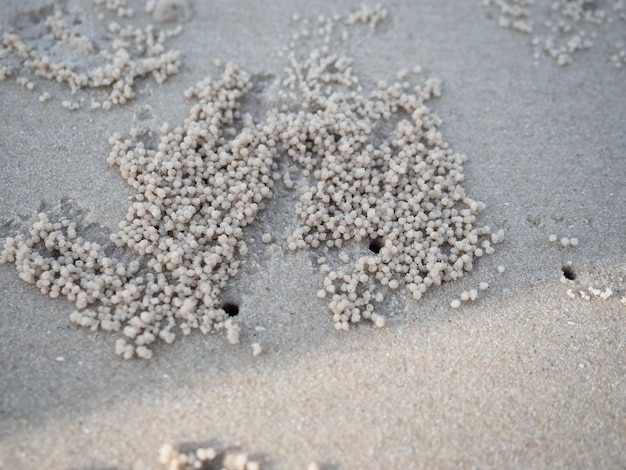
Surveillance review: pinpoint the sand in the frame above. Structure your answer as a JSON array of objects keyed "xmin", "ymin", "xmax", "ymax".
[{"xmin": 1, "ymin": 0, "xmax": 625, "ymax": 468}]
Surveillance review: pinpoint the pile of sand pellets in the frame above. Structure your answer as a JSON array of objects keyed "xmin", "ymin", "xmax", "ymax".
[
  {"xmin": 0, "ymin": 4, "xmax": 503, "ymax": 359},
  {"xmin": 158, "ymin": 443, "xmax": 262, "ymax": 470},
  {"xmin": 482, "ymin": 0, "xmax": 626, "ymax": 67},
  {"xmin": 157, "ymin": 441, "xmax": 322, "ymax": 470},
  {"xmin": 0, "ymin": 0, "xmax": 187, "ymax": 109}
]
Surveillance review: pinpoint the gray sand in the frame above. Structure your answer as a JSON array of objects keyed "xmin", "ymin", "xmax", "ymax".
[{"xmin": 1, "ymin": 1, "xmax": 625, "ymax": 468}]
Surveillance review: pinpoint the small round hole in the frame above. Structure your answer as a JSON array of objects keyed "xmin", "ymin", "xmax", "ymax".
[
  {"xmin": 222, "ymin": 302, "xmax": 240, "ymax": 317},
  {"xmin": 562, "ymin": 265, "xmax": 576, "ymax": 280},
  {"xmin": 369, "ymin": 239, "xmax": 383, "ymax": 254}
]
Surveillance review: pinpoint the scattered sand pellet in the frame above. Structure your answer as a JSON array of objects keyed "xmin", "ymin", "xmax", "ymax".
[
  {"xmin": 611, "ymin": 41, "xmax": 626, "ymax": 68},
  {"xmin": 549, "ymin": 234, "xmax": 578, "ymax": 247},
  {"xmin": 565, "ymin": 280, "xmax": 615, "ymax": 302},
  {"xmin": 497, "ymin": 265, "xmax": 506, "ymax": 274},
  {"xmin": 93, "ymin": 0, "xmax": 135, "ymax": 19},
  {"xmin": 251, "ymin": 342, "xmax": 263, "ymax": 356},
  {"xmin": 261, "ymin": 233, "xmax": 273, "ymax": 244},
  {"xmin": 225, "ymin": 319, "xmax": 241, "ymax": 345},
  {"xmin": 600, "ymin": 287, "xmax": 613, "ymax": 300},
  {"xmin": 491, "ymin": 229, "xmax": 505, "ymax": 244},
  {"xmin": 283, "ymin": 171, "xmax": 294, "ymax": 189},
  {"xmin": 136, "ymin": 345, "xmax": 153, "ymax": 359},
  {"xmin": 196, "ymin": 447, "xmax": 217, "ymax": 461},
  {"xmin": 478, "ymin": 281, "xmax": 489, "ymax": 291},
  {"xmin": 587, "ymin": 286, "xmax": 613, "ymax": 300},
  {"xmin": 450, "ymin": 299, "xmax": 461, "ymax": 309},
  {"xmin": 38, "ymin": 92, "xmax": 51, "ymax": 102},
  {"xmin": 16, "ymin": 76, "xmax": 32, "ymax": 89},
  {"xmin": 0, "ymin": 65, "xmax": 10, "ymax": 81},
  {"xmin": 346, "ymin": 4, "xmax": 388, "ymax": 30},
  {"xmin": 61, "ymin": 100, "xmax": 80, "ymax": 110},
  {"xmin": 45, "ymin": 9, "xmax": 94, "ymax": 53}
]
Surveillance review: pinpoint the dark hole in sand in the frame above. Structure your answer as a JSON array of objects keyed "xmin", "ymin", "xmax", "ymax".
[
  {"xmin": 562, "ymin": 265, "xmax": 576, "ymax": 280},
  {"xmin": 369, "ymin": 238, "xmax": 383, "ymax": 254},
  {"xmin": 222, "ymin": 302, "xmax": 240, "ymax": 317}
]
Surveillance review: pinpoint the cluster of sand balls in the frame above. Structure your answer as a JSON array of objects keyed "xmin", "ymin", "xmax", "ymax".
[
  {"xmin": 93, "ymin": 0, "xmax": 136, "ymax": 19},
  {"xmin": 158, "ymin": 442, "xmax": 322, "ymax": 470},
  {"xmin": 0, "ymin": 213, "xmax": 171, "ymax": 360},
  {"xmin": 0, "ymin": 1, "xmax": 182, "ymax": 108},
  {"xmin": 106, "ymin": 63, "xmax": 277, "ymax": 356},
  {"xmin": 1, "ymin": 64, "xmax": 273, "ymax": 359},
  {"xmin": 483, "ymin": 0, "xmax": 626, "ymax": 67},
  {"xmin": 268, "ymin": 42, "xmax": 501, "ymax": 330},
  {"xmin": 0, "ymin": 214, "xmax": 148, "ymax": 340},
  {"xmin": 1, "ymin": 5, "xmax": 502, "ymax": 357},
  {"xmin": 158, "ymin": 443, "xmax": 261, "ymax": 470}
]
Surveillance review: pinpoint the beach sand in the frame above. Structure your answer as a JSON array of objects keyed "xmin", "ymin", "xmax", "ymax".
[{"xmin": 1, "ymin": 1, "xmax": 625, "ymax": 468}]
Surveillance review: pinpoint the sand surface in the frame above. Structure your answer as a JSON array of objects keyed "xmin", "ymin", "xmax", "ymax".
[{"xmin": 1, "ymin": 1, "xmax": 625, "ymax": 468}]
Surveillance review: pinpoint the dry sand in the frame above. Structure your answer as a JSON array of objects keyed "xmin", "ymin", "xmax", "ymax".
[{"xmin": 1, "ymin": 0, "xmax": 625, "ymax": 468}]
